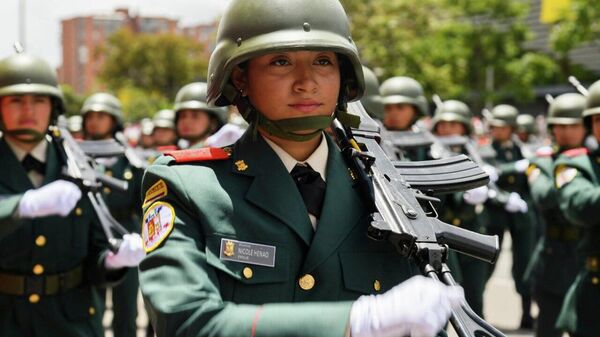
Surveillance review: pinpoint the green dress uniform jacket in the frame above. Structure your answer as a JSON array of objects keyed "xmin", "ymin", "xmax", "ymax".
[
  {"xmin": 0, "ymin": 138, "xmax": 124, "ymax": 337},
  {"xmin": 139, "ymin": 132, "xmax": 418, "ymax": 337},
  {"xmin": 554, "ymin": 148, "xmax": 600, "ymax": 336}
]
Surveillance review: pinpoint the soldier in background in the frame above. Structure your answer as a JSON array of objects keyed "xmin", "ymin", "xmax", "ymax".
[
  {"xmin": 484, "ymin": 104, "xmax": 537, "ymax": 329},
  {"xmin": 524, "ymin": 93, "xmax": 587, "ymax": 337},
  {"xmin": 81, "ymin": 92, "xmax": 145, "ymax": 337},
  {"xmin": 380, "ymin": 76, "xmax": 428, "ymax": 131},
  {"xmin": 516, "ymin": 114, "xmax": 538, "ymax": 144},
  {"xmin": 67, "ymin": 115, "xmax": 84, "ymax": 140},
  {"xmin": 138, "ymin": 118, "xmax": 155, "ymax": 149},
  {"xmin": 151, "ymin": 109, "xmax": 177, "ymax": 149},
  {"xmin": 360, "ymin": 66, "xmax": 384, "ymax": 121},
  {"xmin": 0, "ymin": 52, "xmax": 138, "ymax": 337},
  {"xmin": 554, "ymin": 80, "xmax": 600, "ymax": 337}
]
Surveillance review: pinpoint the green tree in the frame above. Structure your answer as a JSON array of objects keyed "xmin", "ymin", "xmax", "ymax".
[
  {"xmin": 60, "ymin": 84, "xmax": 85, "ymax": 116},
  {"xmin": 97, "ymin": 29, "xmax": 208, "ymax": 120},
  {"xmin": 342, "ymin": 0, "xmax": 560, "ymax": 111}
]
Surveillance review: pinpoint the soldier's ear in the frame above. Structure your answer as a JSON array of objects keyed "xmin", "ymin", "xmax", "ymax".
[{"xmin": 231, "ymin": 65, "xmax": 248, "ymax": 92}]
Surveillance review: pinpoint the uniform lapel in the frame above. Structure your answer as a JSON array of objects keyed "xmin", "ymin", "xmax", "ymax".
[
  {"xmin": 231, "ymin": 131, "xmax": 314, "ymax": 245},
  {"xmin": 0, "ymin": 138, "xmax": 34, "ymax": 192},
  {"xmin": 42, "ymin": 139, "xmax": 61, "ymax": 185},
  {"xmin": 302, "ymin": 135, "xmax": 366, "ymax": 273}
]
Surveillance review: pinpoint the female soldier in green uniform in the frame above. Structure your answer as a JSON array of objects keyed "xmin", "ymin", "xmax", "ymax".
[
  {"xmin": 138, "ymin": 1, "xmax": 463, "ymax": 337},
  {"xmin": 554, "ymin": 80, "xmax": 600, "ymax": 337}
]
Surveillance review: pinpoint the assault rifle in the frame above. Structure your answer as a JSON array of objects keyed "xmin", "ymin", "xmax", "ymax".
[
  {"xmin": 78, "ymin": 132, "xmax": 148, "ymax": 170},
  {"xmin": 50, "ymin": 125, "xmax": 129, "ymax": 252},
  {"xmin": 333, "ymin": 102, "xmax": 505, "ymax": 337}
]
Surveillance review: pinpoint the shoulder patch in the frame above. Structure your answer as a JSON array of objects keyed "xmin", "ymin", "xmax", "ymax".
[
  {"xmin": 555, "ymin": 165, "xmax": 578, "ymax": 189},
  {"xmin": 563, "ymin": 147, "xmax": 589, "ymax": 158},
  {"xmin": 535, "ymin": 146, "xmax": 553, "ymax": 157},
  {"xmin": 143, "ymin": 179, "xmax": 168, "ymax": 208},
  {"xmin": 163, "ymin": 147, "xmax": 231, "ymax": 164},
  {"xmin": 142, "ymin": 201, "xmax": 175, "ymax": 253}
]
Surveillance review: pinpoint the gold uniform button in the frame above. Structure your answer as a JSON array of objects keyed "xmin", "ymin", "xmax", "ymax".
[
  {"xmin": 452, "ymin": 218, "xmax": 461, "ymax": 226},
  {"xmin": 105, "ymin": 171, "xmax": 113, "ymax": 177},
  {"xmin": 243, "ymin": 267, "xmax": 253, "ymax": 279},
  {"xmin": 75, "ymin": 207, "xmax": 83, "ymax": 216},
  {"xmin": 373, "ymin": 280, "xmax": 382, "ymax": 292},
  {"xmin": 89, "ymin": 306, "xmax": 96, "ymax": 315},
  {"xmin": 103, "ymin": 187, "xmax": 111, "ymax": 194},
  {"xmin": 592, "ymin": 277, "xmax": 600, "ymax": 285},
  {"xmin": 299, "ymin": 274, "xmax": 315, "ymax": 290},
  {"xmin": 124, "ymin": 171, "xmax": 133, "ymax": 180},
  {"xmin": 28, "ymin": 294, "xmax": 40, "ymax": 303},
  {"xmin": 33, "ymin": 264, "xmax": 44, "ymax": 275},
  {"xmin": 35, "ymin": 235, "xmax": 46, "ymax": 247},
  {"xmin": 508, "ymin": 175, "xmax": 515, "ymax": 184}
]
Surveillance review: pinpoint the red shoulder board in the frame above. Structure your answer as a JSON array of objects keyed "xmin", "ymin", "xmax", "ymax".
[
  {"xmin": 163, "ymin": 147, "xmax": 230, "ymax": 163},
  {"xmin": 535, "ymin": 146, "xmax": 553, "ymax": 157},
  {"xmin": 563, "ymin": 147, "xmax": 589, "ymax": 158},
  {"xmin": 156, "ymin": 145, "xmax": 179, "ymax": 152}
]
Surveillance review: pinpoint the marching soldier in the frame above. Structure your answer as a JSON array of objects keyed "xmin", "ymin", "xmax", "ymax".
[
  {"xmin": 0, "ymin": 52, "xmax": 140, "ymax": 336},
  {"xmin": 554, "ymin": 80, "xmax": 600, "ymax": 337},
  {"xmin": 151, "ymin": 109, "xmax": 177, "ymax": 149},
  {"xmin": 430, "ymin": 99, "xmax": 490, "ymax": 316},
  {"xmin": 380, "ymin": 76, "xmax": 428, "ymax": 131},
  {"xmin": 67, "ymin": 115, "xmax": 84, "ymax": 140},
  {"xmin": 525, "ymin": 93, "xmax": 587, "ymax": 337},
  {"xmin": 484, "ymin": 104, "xmax": 537, "ymax": 329},
  {"xmin": 81, "ymin": 92, "xmax": 145, "ymax": 337},
  {"xmin": 516, "ymin": 114, "xmax": 538, "ymax": 144},
  {"xmin": 360, "ymin": 66, "xmax": 384, "ymax": 120},
  {"xmin": 138, "ymin": 1, "xmax": 463, "ymax": 336}
]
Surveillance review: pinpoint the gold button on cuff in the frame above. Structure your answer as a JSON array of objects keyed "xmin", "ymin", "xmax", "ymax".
[
  {"xmin": 33, "ymin": 264, "xmax": 44, "ymax": 275},
  {"xmin": 243, "ymin": 267, "xmax": 253, "ymax": 279},
  {"xmin": 299, "ymin": 274, "xmax": 315, "ymax": 290},
  {"xmin": 75, "ymin": 207, "xmax": 83, "ymax": 216},
  {"xmin": 35, "ymin": 235, "xmax": 46, "ymax": 247},
  {"xmin": 373, "ymin": 280, "xmax": 382, "ymax": 292},
  {"xmin": 592, "ymin": 277, "xmax": 600, "ymax": 285},
  {"xmin": 89, "ymin": 306, "xmax": 96, "ymax": 315},
  {"xmin": 29, "ymin": 294, "xmax": 40, "ymax": 303}
]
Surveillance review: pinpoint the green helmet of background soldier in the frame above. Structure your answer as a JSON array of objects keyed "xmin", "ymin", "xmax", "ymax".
[
  {"xmin": 206, "ymin": 0, "xmax": 364, "ymax": 142},
  {"xmin": 582, "ymin": 80, "xmax": 600, "ymax": 131},
  {"xmin": 0, "ymin": 53, "xmax": 65, "ymax": 136},
  {"xmin": 80, "ymin": 92, "xmax": 124, "ymax": 134},
  {"xmin": 488, "ymin": 104, "xmax": 519, "ymax": 128},
  {"xmin": 174, "ymin": 82, "xmax": 229, "ymax": 129},
  {"xmin": 516, "ymin": 114, "xmax": 537, "ymax": 135},
  {"xmin": 380, "ymin": 76, "xmax": 428, "ymax": 118},
  {"xmin": 547, "ymin": 93, "xmax": 585, "ymax": 128},
  {"xmin": 431, "ymin": 99, "xmax": 473, "ymax": 134},
  {"xmin": 360, "ymin": 66, "xmax": 384, "ymax": 120},
  {"xmin": 152, "ymin": 109, "xmax": 176, "ymax": 130}
]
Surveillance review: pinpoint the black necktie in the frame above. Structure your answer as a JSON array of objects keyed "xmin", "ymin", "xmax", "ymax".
[
  {"xmin": 291, "ymin": 164, "xmax": 326, "ymax": 218},
  {"xmin": 22, "ymin": 154, "xmax": 46, "ymax": 175}
]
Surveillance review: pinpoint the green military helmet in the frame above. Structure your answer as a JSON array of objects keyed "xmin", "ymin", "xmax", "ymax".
[
  {"xmin": 583, "ymin": 80, "xmax": 600, "ymax": 124},
  {"xmin": 488, "ymin": 104, "xmax": 519, "ymax": 127},
  {"xmin": 152, "ymin": 109, "xmax": 175, "ymax": 129},
  {"xmin": 360, "ymin": 66, "xmax": 384, "ymax": 120},
  {"xmin": 0, "ymin": 53, "xmax": 65, "ymax": 123},
  {"xmin": 207, "ymin": 0, "xmax": 364, "ymax": 120},
  {"xmin": 547, "ymin": 93, "xmax": 585, "ymax": 126},
  {"xmin": 80, "ymin": 92, "xmax": 124, "ymax": 128},
  {"xmin": 379, "ymin": 76, "xmax": 428, "ymax": 117},
  {"xmin": 431, "ymin": 99, "xmax": 473, "ymax": 133},
  {"xmin": 174, "ymin": 82, "xmax": 228, "ymax": 126},
  {"xmin": 516, "ymin": 114, "xmax": 537, "ymax": 134}
]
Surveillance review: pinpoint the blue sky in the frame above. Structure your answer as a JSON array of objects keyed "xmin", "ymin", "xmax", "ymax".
[{"xmin": 0, "ymin": 0, "xmax": 230, "ymax": 67}]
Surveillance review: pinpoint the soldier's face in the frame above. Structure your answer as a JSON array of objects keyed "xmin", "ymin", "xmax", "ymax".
[
  {"xmin": 232, "ymin": 51, "xmax": 340, "ymax": 131},
  {"xmin": 591, "ymin": 115, "xmax": 600, "ymax": 141},
  {"xmin": 490, "ymin": 125, "xmax": 513, "ymax": 142},
  {"xmin": 177, "ymin": 109, "xmax": 214, "ymax": 140},
  {"xmin": 383, "ymin": 104, "xmax": 416, "ymax": 131},
  {"xmin": 84, "ymin": 111, "xmax": 115, "ymax": 139},
  {"xmin": 0, "ymin": 94, "xmax": 51, "ymax": 140},
  {"xmin": 435, "ymin": 121, "xmax": 466, "ymax": 136},
  {"xmin": 551, "ymin": 123, "xmax": 586, "ymax": 148},
  {"xmin": 152, "ymin": 127, "xmax": 177, "ymax": 146}
]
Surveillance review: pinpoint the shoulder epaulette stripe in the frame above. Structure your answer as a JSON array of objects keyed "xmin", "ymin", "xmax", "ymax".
[
  {"xmin": 563, "ymin": 147, "xmax": 588, "ymax": 158},
  {"xmin": 163, "ymin": 147, "xmax": 230, "ymax": 163}
]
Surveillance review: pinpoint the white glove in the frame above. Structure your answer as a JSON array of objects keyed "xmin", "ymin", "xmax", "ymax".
[
  {"xmin": 206, "ymin": 123, "xmax": 245, "ymax": 147},
  {"xmin": 105, "ymin": 233, "xmax": 146, "ymax": 269},
  {"xmin": 514, "ymin": 159, "xmax": 530, "ymax": 173},
  {"xmin": 350, "ymin": 275, "xmax": 464, "ymax": 337},
  {"xmin": 18, "ymin": 180, "xmax": 82, "ymax": 218},
  {"xmin": 504, "ymin": 192, "xmax": 528, "ymax": 213},
  {"xmin": 482, "ymin": 164, "xmax": 499, "ymax": 183},
  {"xmin": 463, "ymin": 185, "xmax": 489, "ymax": 205}
]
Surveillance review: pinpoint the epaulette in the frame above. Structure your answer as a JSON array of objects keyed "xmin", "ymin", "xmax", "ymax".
[
  {"xmin": 535, "ymin": 146, "xmax": 553, "ymax": 157},
  {"xmin": 563, "ymin": 147, "xmax": 589, "ymax": 158},
  {"xmin": 163, "ymin": 147, "xmax": 231, "ymax": 163}
]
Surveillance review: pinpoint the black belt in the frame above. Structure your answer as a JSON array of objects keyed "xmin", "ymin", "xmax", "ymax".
[
  {"xmin": 587, "ymin": 257, "xmax": 599, "ymax": 272},
  {"xmin": 0, "ymin": 265, "xmax": 83, "ymax": 296},
  {"xmin": 546, "ymin": 226, "xmax": 580, "ymax": 242}
]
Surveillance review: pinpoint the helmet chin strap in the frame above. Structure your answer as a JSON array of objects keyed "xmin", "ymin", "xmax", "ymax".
[{"xmin": 4, "ymin": 129, "xmax": 46, "ymax": 143}]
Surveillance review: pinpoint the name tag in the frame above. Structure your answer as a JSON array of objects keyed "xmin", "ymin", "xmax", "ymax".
[{"xmin": 219, "ymin": 238, "xmax": 276, "ymax": 267}]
